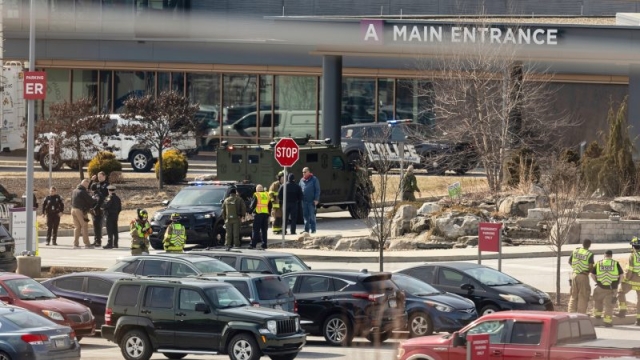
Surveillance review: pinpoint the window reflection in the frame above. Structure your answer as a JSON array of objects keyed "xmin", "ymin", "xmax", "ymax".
[
  {"xmin": 223, "ymin": 74, "xmax": 258, "ymax": 144},
  {"xmin": 187, "ymin": 73, "xmax": 220, "ymax": 149},
  {"xmin": 342, "ymin": 77, "xmax": 376, "ymax": 125},
  {"xmin": 72, "ymin": 69, "xmax": 98, "ymax": 105},
  {"xmin": 275, "ymin": 75, "xmax": 317, "ymax": 139},
  {"xmin": 43, "ymin": 69, "xmax": 70, "ymax": 119},
  {"xmin": 378, "ymin": 78, "xmax": 394, "ymax": 121},
  {"xmin": 100, "ymin": 70, "xmax": 114, "ymax": 113},
  {"xmin": 396, "ymin": 79, "xmax": 435, "ymax": 125},
  {"xmin": 113, "ymin": 71, "xmax": 154, "ymax": 113}
]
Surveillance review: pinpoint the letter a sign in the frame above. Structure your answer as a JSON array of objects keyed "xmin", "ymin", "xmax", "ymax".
[{"xmin": 23, "ymin": 71, "xmax": 47, "ymax": 100}]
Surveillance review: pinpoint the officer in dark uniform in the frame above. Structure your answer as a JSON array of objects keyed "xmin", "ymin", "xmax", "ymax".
[
  {"xmin": 102, "ymin": 185, "xmax": 121, "ymax": 249},
  {"xmin": 89, "ymin": 172, "xmax": 109, "ymax": 247},
  {"xmin": 41, "ymin": 186, "xmax": 64, "ymax": 246}
]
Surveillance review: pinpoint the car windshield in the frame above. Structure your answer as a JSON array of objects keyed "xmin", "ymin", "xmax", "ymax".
[
  {"xmin": 2, "ymin": 309, "xmax": 58, "ymax": 329},
  {"xmin": 193, "ymin": 259, "xmax": 236, "ymax": 274},
  {"xmin": 0, "ymin": 224, "xmax": 10, "ymax": 237},
  {"xmin": 269, "ymin": 256, "xmax": 310, "ymax": 275},
  {"xmin": 5, "ymin": 279, "xmax": 57, "ymax": 300},
  {"xmin": 169, "ymin": 188, "xmax": 227, "ymax": 207},
  {"xmin": 392, "ymin": 274, "xmax": 441, "ymax": 296},
  {"xmin": 255, "ymin": 276, "xmax": 292, "ymax": 300},
  {"xmin": 205, "ymin": 286, "xmax": 250, "ymax": 309},
  {"xmin": 463, "ymin": 267, "xmax": 521, "ymax": 286}
]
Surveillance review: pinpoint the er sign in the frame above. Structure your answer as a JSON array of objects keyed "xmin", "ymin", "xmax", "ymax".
[
  {"xmin": 23, "ymin": 71, "xmax": 47, "ymax": 100},
  {"xmin": 274, "ymin": 138, "xmax": 300, "ymax": 167}
]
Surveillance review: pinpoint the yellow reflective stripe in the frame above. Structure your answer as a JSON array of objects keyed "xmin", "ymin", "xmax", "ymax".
[
  {"xmin": 596, "ymin": 259, "xmax": 620, "ymax": 285},
  {"xmin": 571, "ymin": 248, "xmax": 592, "ymax": 273},
  {"xmin": 255, "ymin": 192, "xmax": 270, "ymax": 214}
]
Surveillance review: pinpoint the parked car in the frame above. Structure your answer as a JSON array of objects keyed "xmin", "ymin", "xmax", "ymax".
[
  {"xmin": 391, "ymin": 273, "xmax": 478, "ymax": 338},
  {"xmin": 102, "ymin": 276, "xmax": 306, "ymax": 360},
  {"xmin": 189, "ymin": 248, "xmax": 311, "ymax": 275},
  {"xmin": 0, "ymin": 305, "xmax": 81, "ymax": 360},
  {"xmin": 0, "ymin": 273, "xmax": 96, "ymax": 339},
  {"xmin": 202, "ymin": 272, "xmax": 296, "ymax": 312},
  {"xmin": 282, "ymin": 269, "xmax": 407, "ymax": 346},
  {"xmin": 105, "ymin": 253, "xmax": 236, "ymax": 277},
  {"xmin": 397, "ymin": 311, "xmax": 640, "ymax": 360},
  {"xmin": 0, "ymin": 224, "xmax": 17, "ymax": 273},
  {"xmin": 396, "ymin": 262, "xmax": 553, "ymax": 316},
  {"xmin": 41, "ymin": 271, "xmax": 136, "ymax": 328}
]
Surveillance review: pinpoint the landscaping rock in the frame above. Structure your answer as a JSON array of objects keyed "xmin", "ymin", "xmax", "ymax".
[
  {"xmin": 416, "ymin": 242, "xmax": 454, "ymax": 250},
  {"xmin": 536, "ymin": 195, "xmax": 550, "ymax": 208},
  {"xmin": 505, "ymin": 226, "xmax": 544, "ymax": 239},
  {"xmin": 582, "ymin": 203, "xmax": 612, "ymax": 212},
  {"xmin": 499, "ymin": 195, "xmax": 537, "ymax": 217},
  {"xmin": 550, "ymin": 222, "xmax": 581, "ymax": 244},
  {"xmin": 457, "ymin": 235, "xmax": 479, "ymax": 247},
  {"xmin": 410, "ymin": 217, "xmax": 430, "ymax": 234},
  {"xmin": 388, "ymin": 239, "xmax": 421, "ymax": 250},
  {"xmin": 334, "ymin": 237, "xmax": 375, "ymax": 251},
  {"xmin": 528, "ymin": 208, "xmax": 552, "ymax": 220},
  {"xmin": 610, "ymin": 197, "xmax": 640, "ymax": 215},
  {"xmin": 516, "ymin": 218, "xmax": 541, "ymax": 229},
  {"xmin": 304, "ymin": 235, "xmax": 341, "ymax": 248},
  {"xmin": 391, "ymin": 205, "xmax": 417, "ymax": 237},
  {"xmin": 578, "ymin": 212, "xmax": 610, "ymax": 219},
  {"xmin": 434, "ymin": 212, "xmax": 482, "ymax": 240},
  {"xmin": 417, "ymin": 202, "xmax": 441, "ymax": 216}
]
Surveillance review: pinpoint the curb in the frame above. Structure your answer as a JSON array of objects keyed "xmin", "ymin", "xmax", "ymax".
[
  {"xmin": 591, "ymin": 315, "xmax": 638, "ymax": 326},
  {"xmin": 38, "ymin": 225, "xmax": 131, "ymax": 237}
]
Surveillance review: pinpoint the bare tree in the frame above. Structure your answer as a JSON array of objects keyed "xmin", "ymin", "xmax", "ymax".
[
  {"xmin": 35, "ymin": 97, "xmax": 110, "ymax": 180},
  {"xmin": 120, "ymin": 90, "xmax": 199, "ymax": 189}
]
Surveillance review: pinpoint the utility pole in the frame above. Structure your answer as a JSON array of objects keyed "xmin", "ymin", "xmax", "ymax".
[{"xmin": 25, "ymin": 0, "xmax": 36, "ymax": 253}]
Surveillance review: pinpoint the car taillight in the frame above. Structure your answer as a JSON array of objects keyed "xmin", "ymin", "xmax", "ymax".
[
  {"xmin": 105, "ymin": 308, "xmax": 112, "ymax": 326},
  {"xmin": 21, "ymin": 334, "xmax": 48, "ymax": 345},
  {"xmin": 294, "ymin": 300, "xmax": 298, "ymax": 313},
  {"xmin": 69, "ymin": 330, "xmax": 76, "ymax": 341},
  {"xmin": 251, "ymin": 301, "xmax": 260, "ymax": 307},
  {"xmin": 352, "ymin": 293, "xmax": 384, "ymax": 302}
]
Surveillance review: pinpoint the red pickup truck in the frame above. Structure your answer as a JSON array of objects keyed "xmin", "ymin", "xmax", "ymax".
[{"xmin": 397, "ymin": 311, "xmax": 640, "ymax": 360}]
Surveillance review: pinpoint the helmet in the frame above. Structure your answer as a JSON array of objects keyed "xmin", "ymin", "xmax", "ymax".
[
  {"xmin": 170, "ymin": 213, "xmax": 181, "ymax": 222},
  {"xmin": 632, "ymin": 237, "xmax": 640, "ymax": 250},
  {"xmin": 277, "ymin": 171, "xmax": 284, "ymax": 179},
  {"xmin": 138, "ymin": 209, "xmax": 148, "ymax": 221}
]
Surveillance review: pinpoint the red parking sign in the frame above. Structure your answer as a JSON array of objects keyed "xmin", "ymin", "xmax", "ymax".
[
  {"xmin": 23, "ymin": 71, "xmax": 47, "ymax": 100},
  {"xmin": 478, "ymin": 222, "xmax": 502, "ymax": 252},
  {"xmin": 467, "ymin": 334, "xmax": 490, "ymax": 360}
]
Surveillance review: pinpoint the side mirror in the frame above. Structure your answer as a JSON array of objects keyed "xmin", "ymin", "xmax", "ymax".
[
  {"xmin": 194, "ymin": 303, "xmax": 210, "ymax": 314},
  {"xmin": 452, "ymin": 332, "xmax": 467, "ymax": 347},
  {"xmin": 461, "ymin": 284, "xmax": 474, "ymax": 292},
  {"xmin": 0, "ymin": 295, "xmax": 12, "ymax": 304},
  {"xmin": 161, "ymin": 200, "xmax": 170, "ymax": 206}
]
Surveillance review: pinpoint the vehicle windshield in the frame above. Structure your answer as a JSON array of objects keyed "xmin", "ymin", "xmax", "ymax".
[
  {"xmin": 193, "ymin": 259, "xmax": 236, "ymax": 274},
  {"xmin": 269, "ymin": 256, "xmax": 310, "ymax": 275},
  {"xmin": 255, "ymin": 276, "xmax": 292, "ymax": 300},
  {"xmin": 2, "ymin": 309, "xmax": 58, "ymax": 329},
  {"xmin": 205, "ymin": 286, "xmax": 250, "ymax": 309},
  {"xmin": 463, "ymin": 267, "xmax": 521, "ymax": 286},
  {"xmin": 169, "ymin": 188, "xmax": 227, "ymax": 207},
  {"xmin": 392, "ymin": 273, "xmax": 441, "ymax": 296},
  {"xmin": 5, "ymin": 279, "xmax": 57, "ymax": 300}
]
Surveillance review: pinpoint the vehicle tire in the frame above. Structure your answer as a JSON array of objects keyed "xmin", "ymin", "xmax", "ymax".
[
  {"xmin": 39, "ymin": 149, "xmax": 63, "ymax": 171},
  {"xmin": 76, "ymin": 336, "xmax": 83, "ymax": 342},
  {"xmin": 66, "ymin": 160, "xmax": 83, "ymax": 170},
  {"xmin": 269, "ymin": 354, "xmax": 298, "ymax": 360},
  {"xmin": 130, "ymin": 150, "xmax": 153, "ymax": 172},
  {"xmin": 347, "ymin": 152, "xmax": 363, "ymax": 165},
  {"xmin": 322, "ymin": 314, "xmax": 353, "ymax": 346},
  {"xmin": 348, "ymin": 188, "xmax": 371, "ymax": 219},
  {"xmin": 409, "ymin": 311, "xmax": 433, "ymax": 337},
  {"xmin": 162, "ymin": 353, "xmax": 187, "ymax": 360},
  {"xmin": 0, "ymin": 350, "xmax": 12, "ymax": 360},
  {"xmin": 207, "ymin": 139, "xmax": 219, "ymax": 151},
  {"xmin": 480, "ymin": 304, "xmax": 500, "ymax": 316},
  {"xmin": 365, "ymin": 331, "xmax": 390, "ymax": 344},
  {"xmin": 150, "ymin": 239, "xmax": 164, "ymax": 250},
  {"xmin": 228, "ymin": 333, "xmax": 261, "ymax": 360},
  {"xmin": 120, "ymin": 329, "xmax": 153, "ymax": 360},
  {"xmin": 211, "ymin": 221, "xmax": 225, "ymax": 247}
]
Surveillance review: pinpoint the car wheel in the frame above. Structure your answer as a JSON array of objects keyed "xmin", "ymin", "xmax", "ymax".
[
  {"xmin": 150, "ymin": 239, "xmax": 164, "ymax": 250},
  {"xmin": 130, "ymin": 150, "xmax": 153, "ymax": 172},
  {"xmin": 347, "ymin": 188, "xmax": 371, "ymax": 219},
  {"xmin": 365, "ymin": 331, "xmax": 390, "ymax": 344},
  {"xmin": 409, "ymin": 311, "xmax": 433, "ymax": 337},
  {"xmin": 66, "ymin": 160, "xmax": 83, "ymax": 170},
  {"xmin": 39, "ymin": 149, "xmax": 62, "ymax": 171},
  {"xmin": 0, "ymin": 351, "xmax": 12, "ymax": 360},
  {"xmin": 162, "ymin": 353, "xmax": 187, "ymax": 360},
  {"xmin": 323, "ymin": 314, "xmax": 353, "ymax": 346},
  {"xmin": 480, "ymin": 304, "xmax": 500, "ymax": 316},
  {"xmin": 211, "ymin": 221, "xmax": 225, "ymax": 247},
  {"xmin": 347, "ymin": 152, "xmax": 364, "ymax": 165},
  {"xmin": 268, "ymin": 354, "xmax": 298, "ymax": 360},
  {"xmin": 228, "ymin": 333, "xmax": 260, "ymax": 360},
  {"xmin": 120, "ymin": 329, "xmax": 152, "ymax": 360}
]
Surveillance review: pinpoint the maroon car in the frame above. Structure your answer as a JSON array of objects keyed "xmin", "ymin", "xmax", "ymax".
[{"xmin": 0, "ymin": 273, "xmax": 95, "ymax": 339}]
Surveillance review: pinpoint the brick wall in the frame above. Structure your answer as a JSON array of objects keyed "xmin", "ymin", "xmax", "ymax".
[{"xmin": 579, "ymin": 219, "xmax": 640, "ymax": 243}]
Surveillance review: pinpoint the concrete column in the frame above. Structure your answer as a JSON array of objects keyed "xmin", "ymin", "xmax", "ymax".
[
  {"xmin": 322, "ymin": 55, "xmax": 342, "ymax": 146},
  {"xmin": 630, "ymin": 65, "xmax": 640, "ymax": 161}
]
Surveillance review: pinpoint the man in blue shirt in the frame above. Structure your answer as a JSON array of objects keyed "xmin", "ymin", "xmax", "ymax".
[{"xmin": 299, "ymin": 167, "xmax": 320, "ymax": 233}]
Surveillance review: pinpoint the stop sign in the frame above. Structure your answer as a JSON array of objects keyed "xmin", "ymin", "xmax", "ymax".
[{"xmin": 274, "ymin": 138, "xmax": 300, "ymax": 167}]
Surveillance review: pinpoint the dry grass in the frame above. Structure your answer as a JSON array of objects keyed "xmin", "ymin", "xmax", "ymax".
[{"xmin": 371, "ymin": 173, "xmax": 488, "ymax": 199}]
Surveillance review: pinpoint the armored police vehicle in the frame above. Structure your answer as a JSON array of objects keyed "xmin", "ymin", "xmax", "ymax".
[{"xmin": 216, "ymin": 139, "xmax": 373, "ymax": 219}]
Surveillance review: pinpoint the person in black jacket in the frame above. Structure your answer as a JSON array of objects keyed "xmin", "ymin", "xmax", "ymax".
[
  {"xmin": 102, "ymin": 185, "xmax": 122, "ymax": 249},
  {"xmin": 41, "ymin": 186, "xmax": 64, "ymax": 246},
  {"xmin": 279, "ymin": 173, "xmax": 303, "ymax": 235},
  {"xmin": 89, "ymin": 172, "xmax": 109, "ymax": 247},
  {"xmin": 71, "ymin": 179, "xmax": 96, "ymax": 249}
]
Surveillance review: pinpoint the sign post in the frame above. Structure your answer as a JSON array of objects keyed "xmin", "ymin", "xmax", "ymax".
[
  {"xmin": 466, "ymin": 334, "xmax": 490, "ymax": 360},
  {"xmin": 274, "ymin": 138, "xmax": 300, "ymax": 248},
  {"xmin": 48, "ymin": 138, "xmax": 55, "ymax": 189},
  {"xmin": 478, "ymin": 222, "xmax": 503, "ymax": 270}
]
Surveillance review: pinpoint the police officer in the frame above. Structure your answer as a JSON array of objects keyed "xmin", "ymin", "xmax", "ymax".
[
  {"xmin": 89, "ymin": 172, "xmax": 109, "ymax": 247},
  {"xmin": 591, "ymin": 250, "xmax": 623, "ymax": 327},
  {"xmin": 616, "ymin": 237, "xmax": 640, "ymax": 325},
  {"xmin": 401, "ymin": 165, "xmax": 421, "ymax": 201},
  {"xmin": 567, "ymin": 239, "xmax": 594, "ymax": 314},
  {"xmin": 249, "ymin": 184, "xmax": 272, "ymax": 249},
  {"xmin": 41, "ymin": 186, "xmax": 64, "ymax": 246},
  {"xmin": 163, "ymin": 213, "xmax": 186, "ymax": 253},
  {"xmin": 102, "ymin": 185, "xmax": 121, "ymax": 249},
  {"xmin": 269, "ymin": 171, "xmax": 284, "ymax": 234},
  {"xmin": 221, "ymin": 188, "xmax": 246, "ymax": 250},
  {"xmin": 130, "ymin": 209, "xmax": 152, "ymax": 255}
]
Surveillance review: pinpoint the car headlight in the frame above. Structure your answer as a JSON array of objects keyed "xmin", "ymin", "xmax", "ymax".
[
  {"xmin": 42, "ymin": 310, "xmax": 64, "ymax": 321},
  {"xmin": 500, "ymin": 294, "xmax": 526, "ymax": 303},
  {"xmin": 195, "ymin": 213, "xmax": 214, "ymax": 220},
  {"xmin": 425, "ymin": 301, "xmax": 452, "ymax": 312},
  {"xmin": 266, "ymin": 320, "xmax": 277, "ymax": 335},
  {"xmin": 295, "ymin": 317, "xmax": 300, "ymax": 331}
]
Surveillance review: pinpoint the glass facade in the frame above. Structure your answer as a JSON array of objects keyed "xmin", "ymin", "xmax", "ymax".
[{"xmin": 43, "ymin": 69, "xmax": 70, "ymax": 119}]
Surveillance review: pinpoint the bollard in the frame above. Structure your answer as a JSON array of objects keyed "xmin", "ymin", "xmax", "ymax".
[{"xmin": 16, "ymin": 256, "xmax": 41, "ymax": 278}]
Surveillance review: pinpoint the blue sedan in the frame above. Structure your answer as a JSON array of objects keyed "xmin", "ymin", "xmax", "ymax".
[
  {"xmin": 0, "ymin": 305, "xmax": 80, "ymax": 360},
  {"xmin": 392, "ymin": 273, "xmax": 478, "ymax": 337}
]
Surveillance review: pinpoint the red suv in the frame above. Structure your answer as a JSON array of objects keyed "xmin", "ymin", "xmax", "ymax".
[{"xmin": 0, "ymin": 272, "xmax": 95, "ymax": 339}]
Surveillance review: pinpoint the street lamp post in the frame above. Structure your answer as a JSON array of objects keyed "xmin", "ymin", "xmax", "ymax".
[{"xmin": 25, "ymin": 0, "xmax": 36, "ymax": 254}]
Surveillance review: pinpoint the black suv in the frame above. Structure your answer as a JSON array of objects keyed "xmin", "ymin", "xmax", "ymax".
[
  {"xmin": 105, "ymin": 254, "xmax": 236, "ymax": 277},
  {"xmin": 282, "ymin": 270, "xmax": 407, "ymax": 346},
  {"xmin": 0, "ymin": 224, "xmax": 16, "ymax": 272},
  {"xmin": 150, "ymin": 181, "xmax": 256, "ymax": 249},
  {"xmin": 189, "ymin": 248, "xmax": 311, "ymax": 275},
  {"xmin": 341, "ymin": 122, "xmax": 478, "ymax": 175},
  {"xmin": 102, "ymin": 277, "xmax": 306, "ymax": 360},
  {"xmin": 202, "ymin": 272, "xmax": 296, "ymax": 312}
]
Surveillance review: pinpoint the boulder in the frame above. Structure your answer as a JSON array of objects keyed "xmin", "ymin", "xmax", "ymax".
[
  {"xmin": 516, "ymin": 218, "xmax": 540, "ymax": 229},
  {"xmin": 610, "ymin": 197, "xmax": 640, "ymax": 215},
  {"xmin": 410, "ymin": 217, "xmax": 430, "ymax": 234},
  {"xmin": 334, "ymin": 237, "xmax": 375, "ymax": 251},
  {"xmin": 417, "ymin": 202, "xmax": 441, "ymax": 216},
  {"xmin": 369, "ymin": 219, "xmax": 392, "ymax": 239},
  {"xmin": 528, "ymin": 208, "xmax": 552, "ymax": 220},
  {"xmin": 499, "ymin": 195, "xmax": 537, "ymax": 217},
  {"xmin": 304, "ymin": 235, "xmax": 341, "ymax": 248},
  {"xmin": 416, "ymin": 242, "xmax": 454, "ymax": 250},
  {"xmin": 504, "ymin": 226, "xmax": 544, "ymax": 239},
  {"xmin": 535, "ymin": 195, "xmax": 550, "ymax": 208},
  {"xmin": 550, "ymin": 222, "xmax": 581, "ymax": 244},
  {"xmin": 434, "ymin": 212, "xmax": 482, "ymax": 240},
  {"xmin": 582, "ymin": 203, "xmax": 612, "ymax": 212},
  {"xmin": 457, "ymin": 235, "xmax": 479, "ymax": 247},
  {"xmin": 391, "ymin": 205, "xmax": 417, "ymax": 237},
  {"xmin": 388, "ymin": 239, "xmax": 421, "ymax": 250}
]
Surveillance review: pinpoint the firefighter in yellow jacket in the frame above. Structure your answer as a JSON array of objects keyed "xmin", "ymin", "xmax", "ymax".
[
  {"xmin": 163, "ymin": 213, "xmax": 186, "ymax": 253},
  {"xmin": 130, "ymin": 208, "xmax": 152, "ymax": 255},
  {"xmin": 567, "ymin": 239, "xmax": 594, "ymax": 314},
  {"xmin": 269, "ymin": 171, "xmax": 285, "ymax": 234},
  {"xmin": 591, "ymin": 250, "xmax": 623, "ymax": 327},
  {"xmin": 616, "ymin": 237, "xmax": 640, "ymax": 326}
]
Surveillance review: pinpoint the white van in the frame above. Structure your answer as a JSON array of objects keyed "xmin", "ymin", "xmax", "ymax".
[{"xmin": 222, "ymin": 110, "xmax": 318, "ymax": 141}]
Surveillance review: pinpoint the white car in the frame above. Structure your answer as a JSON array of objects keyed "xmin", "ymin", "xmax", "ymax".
[{"xmin": 34, "ymin": 114, "xmax": 199, "ymax": 172}]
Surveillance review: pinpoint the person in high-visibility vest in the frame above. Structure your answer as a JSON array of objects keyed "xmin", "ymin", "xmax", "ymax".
[
  {"xmin": 249, "ymin": 184, "xmax": 272, "ymax": 249},
  {"xmin": 130, "ymin": 209, "xmax": 152, "ymax": 256},
  {"xmin": 591, "ymin": 250, "xmax": 623, "ymax": 327},
  {"xmin": 567, "ymin": 239, "xmax": 594, "ymax": 314},
  {"xmin": 616, "ymin": 236, "xmax": 640, "ymax": 325},
  {"xmin": 163, "ymin": 213, "xmax": 186, "ymax": 253},
  {"xmin": 269, "ymin": 171, "xmax": 285, "ymax": 234}
]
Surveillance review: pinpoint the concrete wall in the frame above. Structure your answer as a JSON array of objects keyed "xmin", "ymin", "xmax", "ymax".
[{"xmin": 579, "ymin": 219, "xmax": 640, "ymax": 243}]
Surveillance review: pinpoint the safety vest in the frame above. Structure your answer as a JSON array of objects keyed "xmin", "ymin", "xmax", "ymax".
[
  {"xmin": 269, "ymin": 181, "xmax": 280, "ymax": 209},
  {"xmin": 595, "ymin": 258, "xmax": 620, "ymax": 286},
  {"xmin": 131, "ymin": 220, "xmax": 151, "ymax": 239},
  {"xmin": 224, "ymin": 197, "xmax": 239, "ymax": 220},
  {"xmin": 164, "ymin": 223, "xmax": 185, "ymax": 252},
  {"xmin": 571, "ymin": 247, "xmax": 593, "ymax": 274},
  {"xmin": 629, "ymin": 251, "xmax": 640, "ymax": 274},
  {"xmin": 254, "ymin": 192, "xmax": 270, "ymax": 214}
]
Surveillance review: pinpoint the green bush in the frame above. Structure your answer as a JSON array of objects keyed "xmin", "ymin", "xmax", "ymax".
[
  {"xmin": 506, "ymin": 147, "xmax": 540, "ymax": 187},
  {"xmin": 155, "ymin": 149, "xmax": 188, "ymax": 184},
  {"xmin": 87, "ymin": 151, "xmax": 122, "ymax": 177}
]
